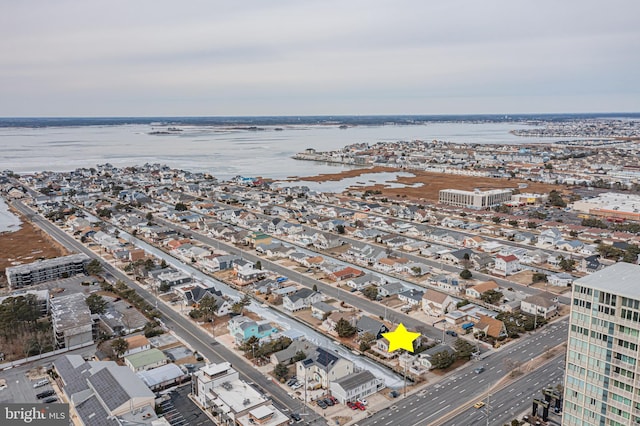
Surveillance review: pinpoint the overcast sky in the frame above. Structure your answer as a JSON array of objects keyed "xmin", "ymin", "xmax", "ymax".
[{"xmin": 1, "ymin": 0, "xmax": 639, "ymax": 116}]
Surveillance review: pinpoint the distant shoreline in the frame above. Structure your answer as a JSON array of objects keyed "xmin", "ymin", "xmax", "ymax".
[{"xmin": 1, "ymin": 112, "xmax": 640, "ymax": 128}]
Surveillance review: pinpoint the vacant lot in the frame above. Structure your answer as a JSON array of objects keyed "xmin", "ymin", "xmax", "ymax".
[
  {"xmin": 0, "ymin": 208, "xmax": 69, "ymax": 287},
  {"xmin": 297, "ymin": 166, "xmax": 563, "ymax": 203}
]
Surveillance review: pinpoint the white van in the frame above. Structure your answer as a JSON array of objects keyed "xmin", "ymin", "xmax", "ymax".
[{"xmin": 33, "ymin": 379, "xmax": 49, "ymax": 388}]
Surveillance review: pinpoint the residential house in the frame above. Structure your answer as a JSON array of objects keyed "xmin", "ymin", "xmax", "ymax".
[
  {"xmin": 473, "ymin": 315, "xmax": 507, "ymax": 339},
  {"xmin": 310, "ymin": 301, "xmax": 336, "ymax": 320},
  {"xmin": 329, "ymin": 370, "xmax": 385, "ymax": 404},
  {"xmin": 547, "ymin": 272, "xmax": 574, "ymax": 287},
  {"xmin": 312, "ymin": 234, "xmax": 343, "ymax": 250},
  {"xmin": 356, "ymin": 316, "xmax": 389, "ymax": 340},
  {"xmin": 283, "ymin": 288, "xmax": 323, "ymax": 312},
  {"xmin": 122, "ymin": 335, "xmax": 151, "ymax": 357},
  {"xmin": 398, "ymin": 289, "xmax": 424, "ymax": 308},
  {"xmin": 227, "ymin": 316, "xmax": 278, "ymax": 345},
  {"xmin": 327, "ymin": 266, "xmax": 363, "ymax": 282},
  {"xmin": 345, "ymin": 273, "xmax": 385, "ymax": 291},
  {"xmin": 430, "ymin": 274, "xmax": 461, "ymax": 295},
  {"xmin": 440, "ymin": 248, "xmax": 475, "ymax": 265},
  {"xmin": 296, "ymin": 347, "xmax": 354, "ymax": 389},
  {"xmin": 494, "ymin": 253, "xmax": 520, "ymax": 276},
  {"xmin": 520, "ymin": 293, "xmax": 558, "ymax": 319},
  {"xmin": 270, "ymin": 339, "xmax": 317, "ymax": 366},
  {"xmin": 579, "ymin": 254, "xmax": 605, "ymax": 273},
  {"xmin": 322, "ymin": 311, "xmax": 358, "ymax": 335},
  {"xmin": 413, "ymin": 344, "xmax": 457, "ymax": 370},
  {"xmin": 422, "ymin": 289, "xmax": 458, "ymax": 317},
  {"xmin": 378, "ymin": 281, "xmax": 405, "ymax": 297},
  {"xmin": 124, "ymin": 348, "xmax": 169, "ymax": 372},
  {"xmin": 539, "ymin": 228, "xmax": 562, "ymax": 246},
  {"xmin": 556, "ymin": 240, "xmax": 584, "ymax": 252},
  {"xmin": 466, "ymin": 280, "xmax": 500, "ymax": 299}
]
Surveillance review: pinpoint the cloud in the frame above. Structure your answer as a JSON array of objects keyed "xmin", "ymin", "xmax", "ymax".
[{"xmin": 1, "ymin": 0, "xmax": 639, "ymax": 115}]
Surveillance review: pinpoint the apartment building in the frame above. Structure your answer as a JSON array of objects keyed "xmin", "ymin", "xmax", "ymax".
[
  {"xmin": 438, "ymin": 188, "xmax": 513, "ymax": 209},
  {"xmin": 563, "ymin": 263, "xmax": 640, "ymax": 426},
  {"xmin": 5, "ymin": 253, "xmax": 90, "ymax": 289},
  {"xmin": 51, "ymin": 293, "xmax": 95, "ymax": 349}
]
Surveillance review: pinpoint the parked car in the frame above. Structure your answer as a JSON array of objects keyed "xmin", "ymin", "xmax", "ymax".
[
  {"xmin": 33, "ymin": 379, "xmax": 49, "ymax": 388},
  {"xmin": 290, "ymin": 382, "xmax": 302, "ymax": 390},
  {"xmin": 446, "ymin": 330, "xmax": 458, "ymax": 337},
  {"xmin": 358, "ymin": 399, "xmax": 368, "ymax": 406},
  {"xmin": 286, "ymin": 378, "xmax": 298, "ymax": 386},
  {"xmin": 323, "ymin": 398, "xmax": 334, "ymax": 406},
  {"xmin": 316, "ymin": 400, "xmax": 327, "ymax": 409},
  {"xmin": 354, "ymin": 401, "xmax": 366, "ymax": 410},
  {"xmin": 347, "ymin": 402, "xmax": 357, "ymax": 410},
  {"xmin": 290, "ymin": 413, "xmax": 302, "ymax": 423},
  {"xmin": 36, "ymin": 390, "xmax": 55, "ymax": 399},
  {"xmin": 327, "ymin": 396, "xmax": 338, "ymax": 404},
  {"xmin": 43, "ymin": 397, "xmax": 57, "ymax": 403},
  {"xmin": 389, "ymin": 390, "xmax": 400, "ymax": 398}
]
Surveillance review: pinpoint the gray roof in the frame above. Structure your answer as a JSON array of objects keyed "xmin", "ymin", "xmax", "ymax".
[
  {"xmin": 311, "ymin": 301, "xmax": 336, "ymax": 313},
  {"xmin": 74, "ymin": 395, "xmax": 119, "ymax": 426},
  {"xmin": 356, "ymin": 316, "xmax": 386, "ymax": 334},
  {"xmin": 136, "ymin": 363, "xmax": 185, "ymax": 388},
  {"xmin": 574, "ymin": 263, "xmax": 640, "ymax": 298},
  {"xmin": 272, "ymin": 340, "xmax": 317, "ymax": 364},
  {"xmin": 333, "ymin": 370, "xmax": 377, "ymax": 391},
  {"xmin": 87, "ymin": 366, "xmax": 154, "ymax": 412},
  {"xmin": 287, "ymin": 288, "xmax": 315, "ymax": 303}
]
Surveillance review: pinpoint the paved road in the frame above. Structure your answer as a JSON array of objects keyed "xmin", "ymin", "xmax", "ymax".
[
  {"xmin": 12, "ymin": 201, "xmax": 327, "ymax": 425},
  {"xmin": 355, "ymin": 319, "xmax": 568, "ymax": 426},
  {"xmin": 439, "ymin": 354, "xmax": 564, "ymax": 426}
]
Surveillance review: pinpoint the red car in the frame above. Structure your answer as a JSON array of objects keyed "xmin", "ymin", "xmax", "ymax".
[
  {"xmin": 354, "ymin": 402, "xmax": 366, "ymax": 411},
  {"xmin": 347, "ymin": 402, "xmax": 357, "ymax": 410},
  {"xmin": 328, "ymin": 396, "xmax": 338, "ymax": 404}
]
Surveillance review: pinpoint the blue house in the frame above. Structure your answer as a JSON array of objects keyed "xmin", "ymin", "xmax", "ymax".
[{"xmin": 227, "ymin": 315, "xmax": 278, "ymax": 345}]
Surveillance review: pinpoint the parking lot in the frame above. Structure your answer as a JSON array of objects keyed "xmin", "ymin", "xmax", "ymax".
[
  {"xmin": 160, "ymin": 384, "xmax": 213, "ymax": 426},
  {"xmin": 0, "ymin": 364, "xmax": 55, "ymax": 404}
]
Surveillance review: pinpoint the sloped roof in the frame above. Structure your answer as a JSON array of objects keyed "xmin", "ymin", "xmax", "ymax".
[
  {"xmin": 332, "ymin": 370, "xmax": 377, "ymax": 391},
  {"xmin": 88, "ymin": 365, "xmax": 154, "ymax": 412}
]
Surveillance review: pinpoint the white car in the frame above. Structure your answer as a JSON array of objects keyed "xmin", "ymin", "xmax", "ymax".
[
  {"xmin": 359, "ymin": 399, "xmax": 368, "ymax": 406},
  {"xmin": 290, "ymin": 383, "xmax": 303, "ymax": 390}
]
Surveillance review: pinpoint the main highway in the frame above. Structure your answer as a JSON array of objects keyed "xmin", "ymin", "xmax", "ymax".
[
  {"xmin": 12, "ymin": 201, "xmax": 327, "ymax": 425},
  {"xmin": 355, "ymin": 320, "xmax": 567, "ymax": 426}
]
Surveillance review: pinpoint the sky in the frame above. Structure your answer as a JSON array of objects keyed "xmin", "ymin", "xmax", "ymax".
[{"xmin": 1, "ymin": 0, "xmax": 639, "ymax": 116}]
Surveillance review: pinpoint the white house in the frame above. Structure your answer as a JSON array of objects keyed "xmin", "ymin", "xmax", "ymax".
[
  {"xmin": 494, "ymin": 253, "xmax": 520, "ymax": 276},
  {"xmin": 422, "ymin": 289, "xmax": 458, "ymax": 317},
  {"xmin": 547, "ymin": 272, "xmax": 574, "ymax": 287},
  {"xmin": 296, "ymin": 347, "xmax": 354, "ymax": 389},
  {"xmin": 466, "ymin": 280, "xmax": 500, "ymax": 299},
  {"xmin": 520, "ymin": 293, "xmax": 558, "ymax": 319},
  {"xmin": 329, "ymin": 370, "xmax": 385, "ymax": 404},
  {"xmin": 283, "ymin": 288, "xmax": 323, "ymax": 312}
]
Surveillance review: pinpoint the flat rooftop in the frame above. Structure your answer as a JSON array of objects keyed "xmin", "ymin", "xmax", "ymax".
[
  {"xmin": 6, "ymin": 253, "xmax": 89, "ymax": 274},
  {"xmin": 574, "ymin": 263, "xmax": 640, "ymax": 299}
]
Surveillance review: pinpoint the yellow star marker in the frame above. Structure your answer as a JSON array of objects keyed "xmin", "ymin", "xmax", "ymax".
[{"xmin": 382, "ymin": 323, "xmax": 420, "ymax": 353}]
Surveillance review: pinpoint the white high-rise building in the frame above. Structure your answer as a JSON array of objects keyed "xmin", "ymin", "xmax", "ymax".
[{"xmin": 563, "ymin": 263, "xmax": 640, "ymax": 426}]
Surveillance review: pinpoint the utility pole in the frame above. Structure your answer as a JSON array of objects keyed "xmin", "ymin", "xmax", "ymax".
[{"xmin": 403, "ymin": 352, "xmax": 408, "ymax": 398}]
